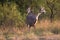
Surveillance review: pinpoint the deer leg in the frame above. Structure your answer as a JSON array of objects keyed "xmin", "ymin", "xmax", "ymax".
[
  {"xmin": 27, "ymin": 25, "xmax": 31, "ymax": 31},
  {"xmin": 33, "ymin": 24, "xmax": 36, "ymax": 32},
  {"xmin": 33, "ymin": 25, "xmax": 36, "ymax": 30}
]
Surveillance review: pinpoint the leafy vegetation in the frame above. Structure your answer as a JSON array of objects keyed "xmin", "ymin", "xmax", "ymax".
[
  {"xmin": 0, "ymin": 0, "xmax": 60, "ymax": 27},
  {"xmin": 0, "ymin": 0, "xmax": 60, "ymax": 40}
]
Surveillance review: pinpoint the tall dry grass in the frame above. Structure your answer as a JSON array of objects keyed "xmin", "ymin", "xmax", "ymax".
[
  {"xmin": 35, "ymin": 19, "xmax": 60, "ymax": 35},
  {"xmin": 0, "ymin": 19, "xmax": 60, "ymax": 40}
]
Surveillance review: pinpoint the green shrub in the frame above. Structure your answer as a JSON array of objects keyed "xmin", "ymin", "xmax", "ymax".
[{"xmin": 0, "ymin": 3, "xmax": 26, "ymax": 28}]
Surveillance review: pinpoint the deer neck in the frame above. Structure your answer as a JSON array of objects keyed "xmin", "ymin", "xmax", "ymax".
[
  {"xmin": 36, "ymin": 13, "xmax": 41, "ymax": 20},
  {"xmin": 35, "ymin": 13, "xmax": 41, "ymax": 25}
]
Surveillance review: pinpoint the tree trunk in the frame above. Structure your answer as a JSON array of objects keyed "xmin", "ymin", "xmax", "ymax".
[{"xmin": 50, "ymin": 9, "xmax": 54, "ymax": 22}]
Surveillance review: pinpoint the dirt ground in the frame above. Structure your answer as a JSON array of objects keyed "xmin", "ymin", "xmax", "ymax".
[
  {"xmin": 39, "ymin": 35, "xmax": 60, "ymax": 40},
  {"xmin": 0, "ymin": 34, "xmax": 60, "ymax": 40}
]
